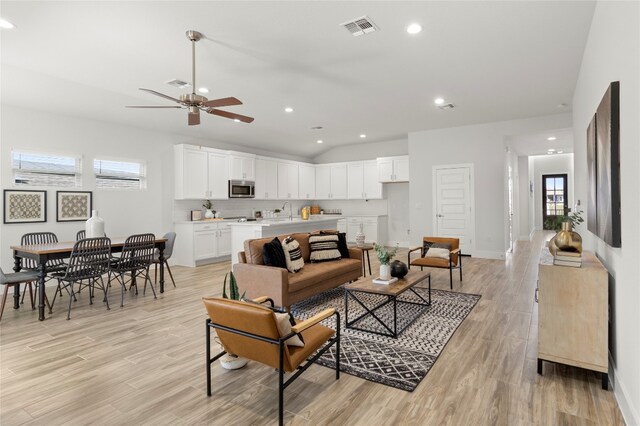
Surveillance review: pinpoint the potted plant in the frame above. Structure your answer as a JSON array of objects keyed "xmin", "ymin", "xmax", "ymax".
[
  {"xmin": 373, "ymin": 243, "xmax": 399, "ymax": 280},
  {"xmin": 219, "ymin": 271, "xmax": 249, "ymax": 370},
  {"xmin": 202, "ymin": 200, "xmax": 215, "ymax": 219}
]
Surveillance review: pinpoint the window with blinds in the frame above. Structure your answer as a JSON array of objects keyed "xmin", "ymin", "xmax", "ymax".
[
  {"xmin": 94, "ymin": 159, "xmax": 146, "ymax": 190},
  {"xmin": 12, "ymin": 151, "xmax": 82, "ymax": 187}
]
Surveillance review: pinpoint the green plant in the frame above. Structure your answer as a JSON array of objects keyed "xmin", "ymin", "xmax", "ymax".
[
  {"xmin": 544, "ymin": 209, "xmax": 585, "ymax": 231},
  {"xmin": 373, "ymin": 243, "xmax": 399, "ymax": 265},
  {"xmin": 202, "ymin": 199, "xmax": 212, "ymax": 210},
  {"xmin": 222, "ymin": 271, "xmax": 245, "ymax": 300},
  {"xmin": 567, "ymin": 209, "xmax": 584, "ymax": 228}
]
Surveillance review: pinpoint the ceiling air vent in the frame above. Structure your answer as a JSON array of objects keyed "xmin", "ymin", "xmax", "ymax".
[
  {"xmin": 438, "ymin": 103, "xmax": 456, "ymax": 110},
  {"xmin": 165, "ymin": 78, "xmax": 191, "ymax": 89},
  {"xmin": 340, "ymin": 16, "xmax": 378, "ymax": 37}
]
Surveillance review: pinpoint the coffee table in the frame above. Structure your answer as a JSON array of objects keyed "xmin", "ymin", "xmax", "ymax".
[{"xmin": 344, "ymin": 270, "xmax": 431, "ymax": 338}]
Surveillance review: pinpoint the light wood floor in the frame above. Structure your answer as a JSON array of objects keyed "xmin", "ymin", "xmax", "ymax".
[{"xmin": 0, "ymin": 233, "xmax": 624, "ymax": 425}]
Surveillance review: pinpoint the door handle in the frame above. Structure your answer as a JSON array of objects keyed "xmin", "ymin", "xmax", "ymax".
[{"xmin": 437, "ymin": 214, "xmax": 444, "ymax": 218}]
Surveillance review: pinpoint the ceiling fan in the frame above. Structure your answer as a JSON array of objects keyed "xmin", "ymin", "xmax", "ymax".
[{"xmin": 126, "ymin": 30, "xmax": 254, "ymax": 126}]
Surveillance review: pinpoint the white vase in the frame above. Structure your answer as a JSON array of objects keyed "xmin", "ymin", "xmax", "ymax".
[
  {"xmin": 220, "ymin": 354, "xmax": 249, "ymax": 370},
  {"xmin": 85, "ymin": 210, "xmax": 105, "ymax": 238},
  {"xmin": 204, "ymin": 209, "xmax": 215, "ymax": 219},
  {"xmin": 355, "ymin": 223, "xmax": 366, "ymax": 247},
  {"xmin": 380, "ymin": 264, "xmax": 391, "ymax": 280}
]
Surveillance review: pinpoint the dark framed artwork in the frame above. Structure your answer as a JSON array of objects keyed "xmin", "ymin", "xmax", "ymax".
[
  {"xmin": 587, "ymin": 81, "xmax": 621, "ymax": 247},
  {"xmin": 3, "ymin": 190, "xmax": 47, "ymax": 224},
  {"xmin": 56, "ymin": 191, "xmax": 92, "ymax": 222}
]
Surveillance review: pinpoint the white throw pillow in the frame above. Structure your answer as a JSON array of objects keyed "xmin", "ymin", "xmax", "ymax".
[
  {"xmin": 425, "ymin": 247, "xmax": 450, "ymax": 259},
  {"xmin": 274, "ymin": 312, "xmax": 305, "ymax": 347},
  {"xmin": 281, "ymin": 237, "xmax": 304, "ymax": 273}
]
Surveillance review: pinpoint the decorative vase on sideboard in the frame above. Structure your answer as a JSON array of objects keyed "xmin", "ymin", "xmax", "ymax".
[
  {"xmin": 549, "ymin": 221, "xmax": 582, "ymax": 256},
  {"xmin": 85, "ymin": 210, "xmax": 105, "ymax": 238},
  {"xmin": 355, "ymin": 224, "xmax": 366, "ymax": 247}
]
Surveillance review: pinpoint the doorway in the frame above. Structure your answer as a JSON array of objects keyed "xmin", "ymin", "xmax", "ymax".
[
  {"xmin": 542, "ymin": 173, "xmax": 568, "ymax": 230},
  {"xmin": 507, "ymin": 165, "xmax": 514, "ymax": 253}
]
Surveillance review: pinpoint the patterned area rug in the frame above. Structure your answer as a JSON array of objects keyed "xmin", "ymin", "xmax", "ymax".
[{"xmin": 291, "ymin": 286, "xmax": 480, "ymax": 392}]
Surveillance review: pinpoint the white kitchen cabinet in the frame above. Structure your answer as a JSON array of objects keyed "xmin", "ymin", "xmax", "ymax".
[
  {"xmin": 255, "ymin": 158, "xmax": 279, "ymax": 199},
  {"xmin": 174, "ymin": 221, "xmax": 235, "ymax": 266},
  {"xmin": 298, "ymin": 164, "xmax": 316, "ymax": 200},
  {"xmin": 337, "ymin": 218, "xmax": 347, "ymax": 234},
  {"xmin": 346, "ymin": 216, "xmax": 388, "ymax": 245},
  {"xmin": 377, "ymin": 155, "xmax": 409, "ymax": 183},
  {"xmin": 315, "ymin": 164, "xmax": 347, "ymax": 199},
  {"xmin": 175, "ymin": 145, "xmax": 229, "ymax": 200},
  {"xmin": 347, "ymin": 161, "xmax": 382, "ymax": 199},
  {"xmin": 229, "ymin": 152, "xmax": 255, "ymax": 181},
  {"xmin": 277, "ymin": 162, "xmax": 299, "ymax": 199}
]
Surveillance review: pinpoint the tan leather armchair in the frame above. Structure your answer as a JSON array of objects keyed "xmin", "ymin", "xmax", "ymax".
[
  {"xmin": 407, "ymin": 237, "xmax": 462, "ymax": 289},
  {"xmin": 203, "ymin": 296, "xmax": 340, "ymax": 426}
]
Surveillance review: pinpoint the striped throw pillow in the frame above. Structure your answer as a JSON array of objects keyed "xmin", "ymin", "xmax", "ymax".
[
  {"xmin": 281, "ymin": 236, "xmax": 304, "ymax": 273},
  {"xmin": 309, "ymin": 234, "xmax": 341, "ymax": 262}
]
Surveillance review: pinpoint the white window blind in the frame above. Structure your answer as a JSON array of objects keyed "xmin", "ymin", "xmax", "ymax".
[
  {"xmin": 12, "ymin": 151, "xmax": 81, "ymax": 187},
  {"xmin": 94, "ymin": 159, "xmax": 146, "ymax": 190}
]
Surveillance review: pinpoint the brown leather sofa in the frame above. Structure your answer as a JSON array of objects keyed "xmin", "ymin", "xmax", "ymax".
[{"xmin": 233, "ymin": 233, "xmax": 362, "ymax": 309}]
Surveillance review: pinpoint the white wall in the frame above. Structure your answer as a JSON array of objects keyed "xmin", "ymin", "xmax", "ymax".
[
  {"xmin": 572, "ymin": 1, "xmax": 640, "ymax": 424},
  {"xmin": 531, "ymin": 153, "xmax": 575, "ymax": 230},
  {"xmin": 312, "ymin": 138, "xmax": 408, "ymax": 164},
  {"xmin": 408, "ymin": 113, "xmax": 572, "ymax": 259},
  {"xmin": 517, "ymin": 156, "xmax": 533, "ymax": 240}
]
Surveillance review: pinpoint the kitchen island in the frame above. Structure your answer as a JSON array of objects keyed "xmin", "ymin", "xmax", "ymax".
[{"xmin": 229, "ymin": 216, "xmax": 339, "ymax": 265}]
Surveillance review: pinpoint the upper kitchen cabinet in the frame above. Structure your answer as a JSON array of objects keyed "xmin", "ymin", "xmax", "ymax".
[
  {"xmin": 298, "ymin": 164, "xmax": 316, "ymax": 200},
  {"xmin": 348, "ymin": 161, "xmax": 382, "ymax": 199},
  {"xmin": 377, "ymin": 155, "xmax": 409, "ymax": 182},
  {"xmin": 254, "ymin": 158, "xmax": 279, "ymax": 200},
  {"xmin": 175, "ymin": 145, "xmax": 229, "ymax": 200},
  {"xmin": 228, "ymin": 152, "xmax": 255, "ymax": 181},
  {"xmin": 277, "ymin": 162, "xmax": 299, "ymax": 199},
  {"xmin": 315, "ymin": 163, "xmax": 347, "ymax": 199}
]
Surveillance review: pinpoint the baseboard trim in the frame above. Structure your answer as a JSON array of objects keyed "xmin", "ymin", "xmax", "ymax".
[
  {"xmin": 609, "ymin": 353, "xmax": 640, "ymax": 426},
  {"xmin": 529, "ymin": 228, "xmax": 536, "ymax": 240},
  {"xmin": 472, "ymin": 250, "xmax": 505, "ymax": 260}
]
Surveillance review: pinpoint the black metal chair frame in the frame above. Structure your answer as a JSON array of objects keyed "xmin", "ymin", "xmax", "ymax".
[
  {"xmin": 108, "ymin": 233, "xmax": 157, "ymax": 307},
  {"xmin": 407, "ymin": 246, "xmax": 463, "ymax": 290},
  {"xmin": 50, "ymin": 237, "xmax": 112, "ymax": 320},
  {"xmin": 20, "ymin": 232, "xmax": 67, "ymax": 309},
  {"xmin": 205, "ymin": 298, "xmax": 341, "ymax": 426}
]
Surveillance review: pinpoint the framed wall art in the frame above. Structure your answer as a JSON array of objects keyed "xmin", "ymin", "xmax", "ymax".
[
  {"xmin": 3, "ymin": 190, "xmax": 47, "ymax": 224},
  {"xmin": 56, "ymin": 191, "xmax": 92, "ymax": 222}
]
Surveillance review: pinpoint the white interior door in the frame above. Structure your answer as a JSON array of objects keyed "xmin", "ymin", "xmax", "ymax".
[{"xmin": 433, "ymin": 166, "xmax": 473, "ymax": 255}]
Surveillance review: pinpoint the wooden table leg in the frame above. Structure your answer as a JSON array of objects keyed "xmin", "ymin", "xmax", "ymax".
[
  {"xmin": 158, "ymin": 247, "xmax": 165, "ymax": 294},
  {"xmin": 37, "ymin": 262, "xmax": 47, "ymax": 321},
  {"xmin": 12, "ymin": 254, "xmax": 21, "ymax": 309}
]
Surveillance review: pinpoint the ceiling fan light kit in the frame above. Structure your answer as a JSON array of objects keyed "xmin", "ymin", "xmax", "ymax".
[{"xmin": 126, "ymin": 30, "xmax": 254, "ymax": 126}]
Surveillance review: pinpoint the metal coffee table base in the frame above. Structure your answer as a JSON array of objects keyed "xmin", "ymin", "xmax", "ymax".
[{"xmin": 345, "ymin": 277, "xmax": 431, "ymax": 338}]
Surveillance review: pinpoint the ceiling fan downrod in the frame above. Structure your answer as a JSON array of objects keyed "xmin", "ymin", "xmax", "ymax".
[{"xmin": 186, "ymin": 30, "xmax": 202, "ymax": 96}]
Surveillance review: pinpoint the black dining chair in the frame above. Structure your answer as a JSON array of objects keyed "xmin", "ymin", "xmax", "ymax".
[
  {"xmin": 50, "ymin": 237, "xmax": 112, "ymax": 320},
  {"xmin": 20, "ymin": 232, "xmax": 68, "ymax": 306},
  {"xmin": 108, "ymin": 233, "xmax": 157, "ymax": 307},
  {"xmin": 153, "ymin": 232, "xmax": 176, "ymax": 288},
  {"xmin": 1, "ymin": 267, "xmax": 41, "ymax": 321}
]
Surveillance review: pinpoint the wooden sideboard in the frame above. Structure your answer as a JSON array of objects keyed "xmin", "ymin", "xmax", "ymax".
[{"xmin": 537, "ymin": 249, "xmax": 609, "ymax": 389}]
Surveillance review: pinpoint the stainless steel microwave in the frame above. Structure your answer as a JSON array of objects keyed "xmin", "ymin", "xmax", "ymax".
[{"xmin": 229, "ymin": 180, "xmax": 255, "ymax": 198}]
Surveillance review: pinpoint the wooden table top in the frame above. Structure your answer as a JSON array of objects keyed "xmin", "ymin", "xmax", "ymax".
[
  {"xmin": 11, "ymin": 238, "xmax": 167, "ymax": 255},
  {"xmin": 344, "ymin": 270, "xmax": 430, "ymax": 296}
]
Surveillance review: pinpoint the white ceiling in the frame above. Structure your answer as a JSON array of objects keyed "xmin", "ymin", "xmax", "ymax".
[
  {"xmin": 0, "ymin": 1, "xmax": 595, "ymax": 158},
  {"xmin": 508, "ymin": 127, "xmax": 574, "ymax": 156}
]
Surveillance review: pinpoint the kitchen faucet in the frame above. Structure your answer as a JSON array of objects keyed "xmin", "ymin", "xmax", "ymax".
[{"xmin": 282, "ymin": 201, "xmax": 292, "ymax": 220}]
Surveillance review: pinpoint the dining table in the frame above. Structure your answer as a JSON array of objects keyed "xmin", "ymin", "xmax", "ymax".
[{"xmin": 10, "ymin": 237, "xmax": 167, "ymax": 321}]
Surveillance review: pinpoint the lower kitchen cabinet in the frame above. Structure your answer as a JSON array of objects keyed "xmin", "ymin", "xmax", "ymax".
[
  {"xmin": 346, "ymin": 216, "xmax": 388, "ymax": 245},
  {"xmin": 174, "ymin": 221, "xmax": 233, "ymax": 267}
]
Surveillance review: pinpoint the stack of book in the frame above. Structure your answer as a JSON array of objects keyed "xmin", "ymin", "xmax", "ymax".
[
  {"xmin": 554, "ymin": 250, "xmax": 582, "ymax": 267},
  {"xmin": 372, "ymin": 277, "xmax": 398, "ymax": 285}
]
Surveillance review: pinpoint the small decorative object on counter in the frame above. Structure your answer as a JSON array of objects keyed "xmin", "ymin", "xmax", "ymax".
[
  {"xmin": 373, "ymin": 243, "xmax": 399, "ymax": 281},
  {"xmin": 85, "ymin": 210, "xmax": 105, "ymax": 238},
  {"xmin": 301, "ymin": 206, "xmax": 310, "ymax": 220},
  {"xmin": 202, "ymin": 200, "xmax": 215, "ymax": 219},
  {"xmin": 355, "ymin": 223, "xmax": 366, "ymax": 247},
  {"xmin": 390, "ymin": 260, "xmax": 409, "ymax": 279},
  {"xmin": 191, "ymin": 210, "xmax": 202, "ymax": 221},
  {"xmin": 219, "ymin": 272, "xmax": 249, "ymax": 370}
]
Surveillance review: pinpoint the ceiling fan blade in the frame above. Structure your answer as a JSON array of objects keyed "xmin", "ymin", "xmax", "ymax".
[
  {"xmin": 188, "ymin": 111, "xmax": 201, "ymax": 126},
  {"xmin": 139, "ymin": 88, "xmax": 182, "ymax": 104},
  {"xmin": 126, "ymin": 106, "xmax": 183, "ymax": 108},
  {"xmin": 201, "ymin": 97, "xmax": 243, "ymax": 108},
  {"xmin": 207, "ymin": 109, "xmax": 255, "ymax": 123}
]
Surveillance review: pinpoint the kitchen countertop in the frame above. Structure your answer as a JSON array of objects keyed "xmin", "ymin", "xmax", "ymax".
[
  {"xmin": 228, "ymin": 216, "xmax": 340, "ymax": 227},
  {"xmin": 174, "ymin": 219, "xmax": 241, "ymax": 224}
]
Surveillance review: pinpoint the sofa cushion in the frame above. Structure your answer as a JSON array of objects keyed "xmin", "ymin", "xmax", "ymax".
[
  {"xmin": 262, "ymin": 237, "xmax": 287, "ymax": 269},
  {"xmin": 309, "ymin": 234, "xmax": 341, "ymax": 262},
  {"xmin": 288, "ymin": 258, "xmax": 361, "ymax": 293},
  {"xmin": 318, "ymin": 230, "xmax": 350, "ymax": 259},
  {"xmin": 282, "ymin": 237, "xmax": 304, "ymax": 273},
  {"xmin": 245, "ymin": 237, "xmax": 273, "ymax": 265},
  {"xmin": 425, "ymin": 242, "xmax": 451, "ymax": 259}
]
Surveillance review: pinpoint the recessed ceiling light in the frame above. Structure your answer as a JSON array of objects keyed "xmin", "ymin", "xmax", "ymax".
[
  {"xmin": 198, "ymin": 87, "xmax": 209, "ymax": 94},
  {"xmin": 406, "ymin": 23, "xmax": 422, "ymax": 34},
  {"xmin": 234, "ymin": 119, "xmax": 241, "ymax": 123},
  {"xmin": 547, "ymin": 136, "xmax": 557, "ymax": 141},
  {"xmin": 0, "ymin": 18, "xmax": 15, "ymax": 29},
  {"xmin": 548, "ymin": 148, "xmax": 556, "ymax": 152},
  {"xmin": 360, "ymin": 134, "xmax": 366, "ymax": 138},
  {"xmin": 316, "ymin": 140, "xmax": 323, "ymax": 144},
  {"xmin": 284, "ymin": 107, "xmax": 294, "ymax": 113},
  {"xmin": 434, "ymin": 97, "xmax": 445, "ymax": 105},
  {"xmin": 547, "ymin": 152, "xmax": 553, "ymax": 155},
  {"xmin": 558, "ymin": 151, "xmax": 564, "ymax": 154}
]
